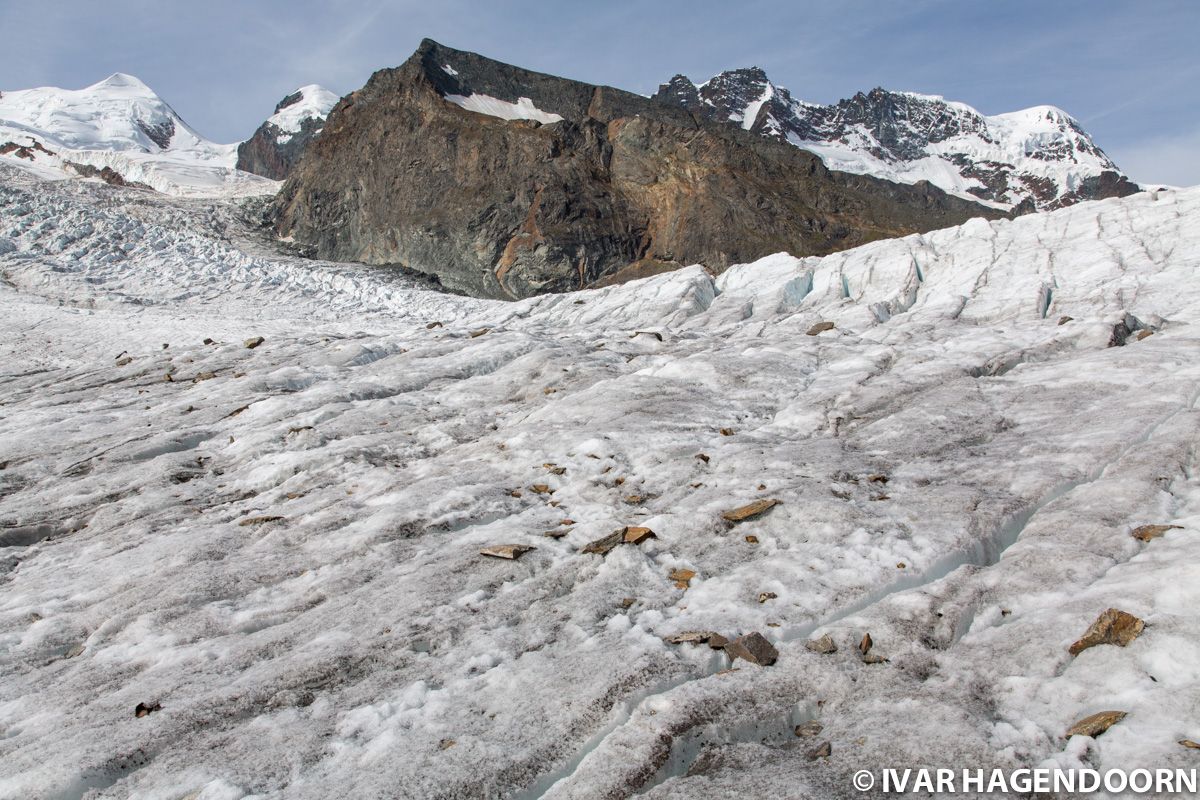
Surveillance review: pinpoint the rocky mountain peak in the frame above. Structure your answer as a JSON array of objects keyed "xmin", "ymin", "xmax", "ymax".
[
  {"xmin": 654, "ymin": 67, "xmax": 1137, "ymax": 209},
  {"xmin": 236, "ymin": 84, "xmax": 339, "ymax": 180}
]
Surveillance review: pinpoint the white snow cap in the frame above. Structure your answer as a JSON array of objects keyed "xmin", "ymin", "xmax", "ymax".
[
  {"xmin": 267, "ymin": 85, "xmax": 339, "ymax": 137},
  {"xmin": 0, "ymin": 73, "xmax": 278, "ymax": 197}
]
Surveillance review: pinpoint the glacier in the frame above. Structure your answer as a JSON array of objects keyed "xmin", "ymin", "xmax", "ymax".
[{"xmin": 1, "ymin": 165, "xmax": 1199, "ymax": 799}]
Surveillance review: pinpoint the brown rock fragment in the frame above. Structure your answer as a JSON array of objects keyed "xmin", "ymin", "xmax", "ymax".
[
  {"xmin": 135, "ymin": 701, "xmax": 161, "ymax": 718},
  {"xmin": 721, "ymin": 498, "xmax": 780, "ymax": 522},
  {"xmin": 1132, "ymin": 523, "xmax": 1182, "ymax": 542},
  {"xmin": 622, "ymin": 526, "xmax": 656, "ymax": 545},
  {"xmin": 806, "ymin": 321, "xmax": 835, "ymax": 336},
  {"xmin": 1068, "ymin": 608, "xmax": 1145, "ymax": 656},
  {"xmin": 795, "ymin": 721, "xmax": 823, "ymax": 737},
  {"xmin": 724, "ymin": 632, "xmax": 779, "ymax": 666},
  {"xmin": 244, "ymin": 336, "xmax": 264, "ymax": 349},
  {"xmin": 1065, "ymin": 710, "xmax": 1127, "ymax": 739},
  {"xmin": 806, "ymin": 634, "xmax": 837, "ymax": 654},
  {"xmin": 239, "ymin": 515, "xmax": 284, "ymax": 527},
  {"xmin": 669, "ymin": 568, "xmax": 697, "ymax": 589},
  {"xmin": 807, "ymin": 741, "xmax": 832, "ymax": 760},
  {"xmin": 582, "ymin": 530, "xmax": 625, "ymax": 556},
  {"xmin": 479, "ymin": 544, "xmax": 535, "ymax": 560}
]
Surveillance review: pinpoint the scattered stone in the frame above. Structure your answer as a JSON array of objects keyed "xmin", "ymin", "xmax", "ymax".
[
  {"xmin": 623, "ymin": 494, "xmax": 644, "ymax": 505},
  {"xmin": 619, "ymin": 597, "xmax": 636, "ymax": 609},
  {"xmin": 862, "ymin": 653, "xmax": 890, "ymax": 664},
  {"xmin": 239, "ymin": 515, "xmax": 284, "ymax": 527},
  {"xmin": 631, "ymin": 330, "xmax": 663, "ymax": 341},
  {"xmin": 669, "ymin": 568, "xmax": 697, "ymax": 589},
  {"xmin": 479, "ymin": 544, "xmax": 535, "ymax": 560},
  {"xmin": 509, "ymin": 490, "xmax": 522, "ymax": 498},
  {"xmin": 757, "ymin": 592, "xmax": 777, "ymax": 604},
  {"xmin": 469, "ymin": 327, "xmax": 490, "ymax": 338},
  {"xmin": 807, "ymin": 741, "xmax": 832, "ymax": 760},
  {"xmin": 426, "ymin": 321, "xmax": 443, "ymax": 329},
  {"xmin": 708, "ymin": 633, "xmax": 729, "ymax": 649},
  {"xmin": 543, "ymin": 387, "xmax": 557, "ymax": 395},
  {"xmin": 203, "ymin": 337, "xmax": 214, "ymax": 345},
  {"xmin": 806, "ymin": 634, "xmax": 837, "ymax": 654},
  {"xmin": 665, "ymin": 630, "xmax": 720, "ymax": 645},
  {"xmin": 287, "ymin": 426, "xmax": 314, "ymax": 435},
  {"xmin": 193, "ymin": 371, "xmax": 217, "ymax": 382},
  {"xmin": 896, "ymin": 562, "xmax": 906, "ymax": 569},
  {"xmin": 744, "ymin": 535, "xmax": 759, "ymax": 544},
  {"xmin": 1058, "ymin": 315, "xmax": 1073, "ymax": 325},
  {"xmin": 1068, "ymin": 608, "xmax": 1144, "ymax": 656},
  {"xmin": 1132, "ymin": 523, "xmax": 1182, "ymax": 542},
  {"xmin": 722, "ymin": 498, "xmax": 780, "ymax": 522},
  {"xmin": 724, "ymin": 632, "xmax": 779, "ymax": 666},
  {"xmin": 695, "ymin": 453, "xmax": 710, "ymax": 463},
  {"xmin": 544, "ymin": 464, "xmax": 566, "ymax": 475},
  {"xmin": 757, "ymin": 483, "xmax": 767, "ymax": 490},
  {"xmin": 438, "ymin": 738, "xmax": 456, "ymax": 750},
  {"xmin": 542, "ymin": 529, "xmax": 569, "ymax": 539},
  {"xmin": 1066, "ymin": 710, "xmax": 1127, "ymax": 739},
  {"xmin": 622, "ymin": 526, "xmax": 656, "ymax": 545},
  {"xmin": 1136, "ymin": 329, "xmax": 1154, "ymax": 341},
  {"xmin": 226, "ymin": 404, "xmax": 250, "ymax": 418},
  {"xmin": 1179, "ymin": 739, "xmax": 1200, "ymax": 750},
  {"xmin": 163, "ymin": 372, "xmax": 174, "ymax": 382},
  {"xmin": 795, "ymin": 721, "xmax": 824, "ymax": 738},
  {"xmin": 244, "ymin": 336, "xmax": 265, "ymax": 349},
  {"xmin": 64, "ymin": 643, "xmax": 85, "ymax": 659},
  {"xmin": 135, "ymin": 701, "xmax": 161, "ymax": 718},
  {"xmin": 719, "ymin": 427, "xmax": 735, "ymax": 436},
  {"xmin": 868, "ymin": 474, "xmax": 889, "ymax": 484},
  {"xmin": 560, "ymin": 519, "xmax": 575, "ymax": 526},
  {"xmin": 582, "ymin": 530, "xmax": 625, "ymax": 556},
  {"xmin": 859, "ymin": 633, "xmax": 874, "ymax": 656},
  {"xmin": 530, "ymin": 484, "xmax": 552, "ymax": 494},
  {"xmin": 806, "ymin": 321, "xmax": 835, "ymax": 336},
  {"xmin": 115, "ymin": 356, "xmax": 133, "ymax": 367}
]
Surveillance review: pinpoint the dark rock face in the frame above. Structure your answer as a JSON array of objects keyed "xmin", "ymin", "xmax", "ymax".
[
  {"xmin": 652, "ymin": 73, "xmax": 1140, "ymax": 210},
  {"xmin": 273, "ymin": 39, "xmax": 997, "ymax": 300},
  {"xmin": 237, "ymin": 89, "xmax": 336, "ymax": 180}
]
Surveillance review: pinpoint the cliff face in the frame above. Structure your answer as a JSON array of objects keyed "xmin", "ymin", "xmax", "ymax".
[{"xmin": 273, "ymin": 40, "xmax": 998, "ymax": 299}]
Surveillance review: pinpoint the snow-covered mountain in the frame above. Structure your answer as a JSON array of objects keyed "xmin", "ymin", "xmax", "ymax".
[
  {"xmin": 236, "ymin": 84, "xmax": 339, "ymax": 179},
  {"xmin": 654, "ymin": 69, "xmax": 1139, "ymax": 210},
  {"xmin": 0, "ymin": 73, "xmax": 276, "ymax": 196},
  {"xmin": 1, "ymin": 156, "xmax": 1198, "ymax": 796}
]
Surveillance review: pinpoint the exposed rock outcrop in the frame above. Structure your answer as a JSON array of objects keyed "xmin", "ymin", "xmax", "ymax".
[{"xmin": 272, "ymin": 39, "xmax": 998, "ymax": 300}]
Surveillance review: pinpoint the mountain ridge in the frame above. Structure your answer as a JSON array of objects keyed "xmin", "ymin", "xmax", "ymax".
[{"xmin": 652, "ymin": 68, "xmax": 1138, "ymax": 209}]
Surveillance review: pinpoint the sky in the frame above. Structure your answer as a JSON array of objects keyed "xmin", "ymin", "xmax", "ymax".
[{"xmin": 2, "ymin": 0, "xmax": 1197, "ymax": 186}]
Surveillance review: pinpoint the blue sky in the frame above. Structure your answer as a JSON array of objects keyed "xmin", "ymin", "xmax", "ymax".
[{"xmin": 3, "ymin": 0, "xmax": 1197, "ymax": 185}]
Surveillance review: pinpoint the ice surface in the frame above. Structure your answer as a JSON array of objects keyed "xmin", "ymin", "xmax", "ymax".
[{"xmin": 1, "ymin": 163, "xmax": 1199, "ymax": 798}]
